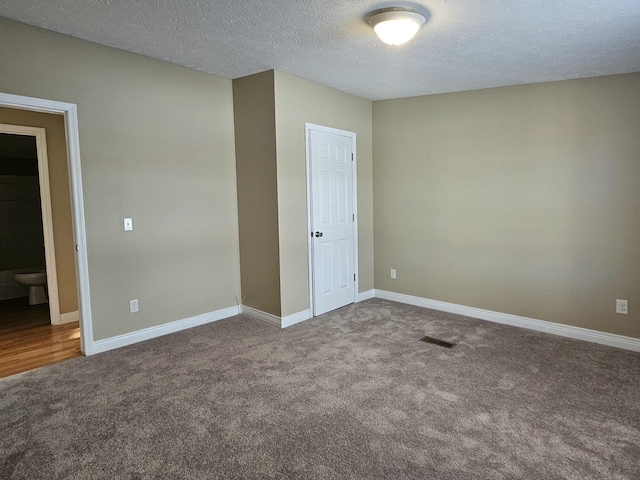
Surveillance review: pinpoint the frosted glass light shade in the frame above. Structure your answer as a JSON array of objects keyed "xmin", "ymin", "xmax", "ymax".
[{"xmin": 369, "ymin": 10, "xmax": 426, "ymax": 46}]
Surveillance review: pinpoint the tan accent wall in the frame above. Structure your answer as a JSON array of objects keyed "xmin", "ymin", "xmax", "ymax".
[
  {"xmin": 373, "ymin": 74, "xmax": 640, "ymax": 338},
  {"xmin": 274, "ymin": 71, "xmax": 374, "ymax": 317},
  {"xmin": 0, "ymin": 107, "xmax": 78, "ymax": 314},
  {"xmin": 0, "ymin": 18, "xmax": 241, "ymax": 340},
  {"xmin": 233, "ymin": 71, "xmax": 281, "ymax": 316}
]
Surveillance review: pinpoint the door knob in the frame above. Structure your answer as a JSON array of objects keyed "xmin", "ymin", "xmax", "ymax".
[{"xmin": 315, "ymin": 231, "xmax": 324, "ymax": 237}]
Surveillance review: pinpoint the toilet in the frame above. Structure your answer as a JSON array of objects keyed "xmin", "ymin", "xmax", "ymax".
[{"xmin": 14, "ymin": 271, "xmax": 48, "ymax": 305}]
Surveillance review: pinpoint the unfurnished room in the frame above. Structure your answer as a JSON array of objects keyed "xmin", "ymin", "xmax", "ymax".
[{"xmin": 0, "ymin": 1, "xmax": 639, "ymax": 479}]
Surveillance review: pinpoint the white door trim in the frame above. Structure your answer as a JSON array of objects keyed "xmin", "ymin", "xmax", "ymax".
[
  {"xmin": 305, "ymin": 123, "xmax": 359, "ymax": 316},
  {"xmin": 0, "ymin": 92, "xmax": 94, "ymax": 355},
  {"xmin": 0, "ymin": 124, "xmax": 61, "ymax": 325}
]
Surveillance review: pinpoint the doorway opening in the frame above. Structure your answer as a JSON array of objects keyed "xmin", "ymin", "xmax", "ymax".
[
  {"xmin": 0, "ymin": 125, "xmax": 82, "ymax": 377},
  {"xmin": 0, "ymin": 126, "xmax": 63, "ymax": 324},
  {"xmin": 0, "ymin": 92, "xmax": 94, "ymax": 370}
]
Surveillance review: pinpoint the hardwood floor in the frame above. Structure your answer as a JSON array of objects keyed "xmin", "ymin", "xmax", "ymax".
[
  {"xmin": 0, "ymin": 298, "xmax": 82, "ymax": 378},
  {"xmin": 0, "ymin": 297, "xmax": 50, "ymax": 333}
]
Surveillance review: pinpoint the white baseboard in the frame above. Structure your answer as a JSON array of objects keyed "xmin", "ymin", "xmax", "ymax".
[
  {"xmin": 282, "ymin": 309, "xmax": 312, "ymax": 328},
  {"xmin": 59, "ymin": 310, "xmax": 79, "ymax": 324},
  {"xmin": 241, "ymin": 305, "xmax": 312, "ymax": 328},
  {"xmin": 241, "ymin": 290, "xmax": 373, "ymax": 328},
  {"xmin": 357, "ymin": 289, "xmax": 375, "ymax": 302},
  {"xmin": 241, "ymin": 305, "xmax": 281, "ymax": 327},
  {"xmin": 375, "ymin": 289, "xmax": 640, "ymax": 353},
  {"xmin": 92, "ymin": 305, "xmax": 240, "ymax": 354}
]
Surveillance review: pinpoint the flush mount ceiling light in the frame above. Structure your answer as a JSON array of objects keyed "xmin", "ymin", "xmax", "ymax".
[{"xmin": 369, "ymin": 8, "xmax": 426, "ymax": 46}]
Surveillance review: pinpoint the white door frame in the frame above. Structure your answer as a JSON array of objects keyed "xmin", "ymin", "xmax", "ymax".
[
  {"xmin": 0, "ymin": 92, "xmax": 94, "ymax": 355},
  {"xmin": 0, "ymin": 124, "xmax": 62, "ymax": 325},
  {"xmin": 305, "ymin": 123, "xmax": 359, "ymax": 316}
]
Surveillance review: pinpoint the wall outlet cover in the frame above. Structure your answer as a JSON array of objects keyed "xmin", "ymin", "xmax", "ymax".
[{"xmin": 616, "ymin": 299, "xmax": 628, "ymax": 315}]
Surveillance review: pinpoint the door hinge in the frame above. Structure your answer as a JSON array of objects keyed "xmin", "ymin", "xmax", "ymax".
[
  {"xmin": 352, "ymin": 213, "xmax": 355, "ymax": 222},
  {"xmin": 354, "ymin": 273, "xmax": 356, "ymax": 281},
  {"xmin": 351, "ymin": 153, "xmax": 354, "ymax": 161}
]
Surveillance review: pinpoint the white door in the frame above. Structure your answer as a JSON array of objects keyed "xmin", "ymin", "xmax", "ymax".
[{"xmin": 308, "ymin": 126, "xmax": 355, "ymax": 316}]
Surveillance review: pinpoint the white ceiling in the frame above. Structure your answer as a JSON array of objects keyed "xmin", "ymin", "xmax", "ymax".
[{"xmin": 1, "ymin": 1, "xmax": 639, "ymax": 100}]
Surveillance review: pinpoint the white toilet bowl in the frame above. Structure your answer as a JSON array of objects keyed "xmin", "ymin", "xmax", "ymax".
[{"xmin": 14, "ymin": 272, "xmax": 48, "ymax": 305}]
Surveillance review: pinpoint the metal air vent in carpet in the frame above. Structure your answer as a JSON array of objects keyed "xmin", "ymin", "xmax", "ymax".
[{"xmin": 420, "ymin": 336, "xmax": 457, "ymax": 349}]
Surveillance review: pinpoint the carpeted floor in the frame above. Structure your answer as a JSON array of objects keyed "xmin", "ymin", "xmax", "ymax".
[{"xmin": 1, "ymin": 298, "xmax": 639, "ymax": 479}]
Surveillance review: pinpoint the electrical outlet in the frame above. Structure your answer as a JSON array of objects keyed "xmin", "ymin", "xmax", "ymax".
[
  {"xmin": 616, "ymin": 299, "xmax": 628, "ymax": 315},
  {"xmin": 390, "ymin": 268, "xmax": 396, "ymax": 279},
  {"xmin": 129, "ymin": 299, "xmax": 139, "ymax": 313}
]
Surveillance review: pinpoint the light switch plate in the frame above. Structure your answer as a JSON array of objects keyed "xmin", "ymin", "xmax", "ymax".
[{"xmin": 124, "ymin": 218, "xmax": 133, "ymax": 231}]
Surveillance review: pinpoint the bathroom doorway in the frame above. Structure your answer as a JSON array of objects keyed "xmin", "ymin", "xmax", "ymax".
[
  {"xmin": 0, "ymin": 93, "xmax": 93, "ymax": 359},
  {"xmin": 0, "ymin": 119, "xmax": 82, "ymax": 376},
  {"xmin": 0, "ymin": 131, "xmax": 49, "ymax": 329},
  {"xmin": 0, "ymin": 125, "xmax": 65, "ymax": 325}
]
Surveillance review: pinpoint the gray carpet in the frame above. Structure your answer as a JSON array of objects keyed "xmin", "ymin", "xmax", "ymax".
[{"xmin": 1, "ymin": 298, "xmax": 639, "ymax": 479}]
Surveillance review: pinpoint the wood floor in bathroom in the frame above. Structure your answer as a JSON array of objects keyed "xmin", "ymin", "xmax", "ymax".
[{"xmin": 0, "ymin": 298, "xmax": 82, "ymax": 378}]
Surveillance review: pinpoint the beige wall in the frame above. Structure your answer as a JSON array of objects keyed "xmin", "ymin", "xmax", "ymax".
[
  {"xmin": 274, "ymin": 71, "xmax": 374, "ymax": 317},
  {"xmin": 0, "ymin": 18, "xmax": 241, "ymax": 340},
  {"xmin": 233, "ymin": 71, "xmax": 281, "ymax": 316},
  {"xmin": 0, "ymin": 107, "xmax": 78, "ymax": 314},
  {"xmin": 232, "ymin": 70, "xmax": 374, "ymax": 319},
  {"xmin": 5, "ymin": 17, "xmax": 633, "ymax": 343},
  {"xmin": 373, "ymin": 74, "xmax": 640, "ymax": 338}
]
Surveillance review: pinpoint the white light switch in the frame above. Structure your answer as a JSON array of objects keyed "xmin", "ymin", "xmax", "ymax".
[{"xmin": 124, "ymin": 218, "xmax": 133, "ymax": 231}]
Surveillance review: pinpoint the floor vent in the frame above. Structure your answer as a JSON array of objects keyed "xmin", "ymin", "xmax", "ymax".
[{"xmin": 420, "ymin": 336, "xmax": 456, "ymax": 349}]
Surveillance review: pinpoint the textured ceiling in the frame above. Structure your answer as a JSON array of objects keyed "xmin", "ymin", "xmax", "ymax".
[{"xmin": 1, "ymin": 1, "xmax": 639, "ymax": 100}]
